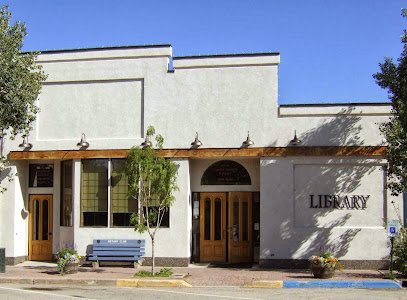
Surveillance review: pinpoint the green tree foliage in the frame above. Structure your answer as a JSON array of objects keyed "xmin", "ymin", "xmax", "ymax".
[
  {"xmin": 124, "ymin": 126, "xmax": 178, "ymax": 275},
  {"xmin": 373, "ymin": 9, "xmax": 407, "ymax": 196},
  {"xmin": 0, "ymin": 5, "xmax": 47, "ymax": 188}
]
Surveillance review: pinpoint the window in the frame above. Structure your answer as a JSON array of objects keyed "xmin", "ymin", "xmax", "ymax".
[
  {"xmin": 29, "ymin": 164, "xmax": 54, "ymax": 187},
  {"xmin": 81, "ymin": 159, "xmax": 108, "ymax": 226},
  {"xmin": 201, "ymin": 160, "xmax": 251, "ymax": 185},
  {"xmin": 111, "ymin": 159, "xmax": 137, "ymax": 227},
  {"xmin": 60, "ymin": 160, "xmax": 72, "ymax": 226},
  {"xmin": 80, "ymin": 158, "xmax": 169, "ymax": 228},
  {"xmin": 142, "ymin": 197, "xmax": 170, "ymax": 228}
]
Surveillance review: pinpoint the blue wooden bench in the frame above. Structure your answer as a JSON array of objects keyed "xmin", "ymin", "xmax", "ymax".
[{"xmin": 88, "ymin": 239, "xmax": 145, "ymax": 268}]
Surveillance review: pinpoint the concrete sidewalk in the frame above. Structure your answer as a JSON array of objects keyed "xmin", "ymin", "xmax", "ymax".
[{"xmin": 0, "ymin": 262, "xmax": 404, "ymax": 289}]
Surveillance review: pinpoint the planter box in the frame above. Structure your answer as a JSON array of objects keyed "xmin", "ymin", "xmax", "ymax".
[
  {"xmin": 64, "ymin": 261, "xmax": 79, "ymax": 274},
  {"xmin": 311, "ymin": 264, "xmax": 335, "ymax": 279}
]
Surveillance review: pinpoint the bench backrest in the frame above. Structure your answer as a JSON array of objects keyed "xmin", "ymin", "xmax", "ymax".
[
  {"xmin": 93, "ymin": 239, "xmax": 145, "ymax": 248},
  {"xmin": 93, "ymin": 239, "xmax": 145, "ymax": 255}
]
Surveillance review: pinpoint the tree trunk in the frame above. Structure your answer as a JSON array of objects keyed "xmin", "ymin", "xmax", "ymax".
[{"xmin": 151, "ymin": 237, "xmax": 155, "ymax": 275}]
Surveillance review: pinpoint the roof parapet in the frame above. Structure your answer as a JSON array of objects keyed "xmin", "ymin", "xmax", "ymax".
[
  {"xmin": 36, "ymin": 44, "xmax": 173, "ymax": 63},
  {"xmin": 173, "ymin": 52, "xmax": 280, "ymax": 69}
]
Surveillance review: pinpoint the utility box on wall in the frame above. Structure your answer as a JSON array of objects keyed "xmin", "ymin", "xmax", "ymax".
[{"xmin": 0, "ymin": 248, "xmax": 5, "ymax": 273}]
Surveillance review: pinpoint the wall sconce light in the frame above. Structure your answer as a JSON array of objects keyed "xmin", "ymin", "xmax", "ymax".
[
  {"xmin": 76, "ymin": 133, "xmax": 89, "ymax": 148},
  {"xmin": 289, "ymin": 130, "xmax": 302, "ymax": 146},
  {"xmin": 191, "ymin": 132, "xmax": 202, "ymax": 148},
  {"xmin": 140, "ymin": 135, "xmax": 152, "ymax": 149},
  {"xmin": 242, "ymin": 131, "xmax": 254, "ymax": 147},
  {"xmin": 193, "ymin": 193, "xmax": 199, "ymax": 219},
  {"xmin": 19, "ymin": 136, "xmax": 32, "ymax": 150}
]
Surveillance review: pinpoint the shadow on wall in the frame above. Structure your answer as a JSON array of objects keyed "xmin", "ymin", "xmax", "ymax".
[
  {"xmin": 297, "ymin": 107, "xmax": 364, "ymax": 147},
  {"xmin": 262, "ymin": 107, "xmax": 381, "ymax": 263}
]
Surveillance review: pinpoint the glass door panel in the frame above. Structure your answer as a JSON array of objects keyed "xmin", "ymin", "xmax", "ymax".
[
  {"xmin": 214, "ymin": 197, "xmax": 222, "ymax": 240},
  {"xmin": 33, "ymin": 199, "xmax": 40, "ymax": 241},
  {"xmin": 242, "ymin": 197, "xmax": 248, "ymax": 241},
  {"xmin": 232, "ymin": 196, "xmax": 239, "ymax": 242},
  {"xmin": 42, "ymin": 200, "xmax": 49, "ymax": 240},
  {"xmin": 204, "ymin": 198, "xmax": 211, "ymax": 240}
]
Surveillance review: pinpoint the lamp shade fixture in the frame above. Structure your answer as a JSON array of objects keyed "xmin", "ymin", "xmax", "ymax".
[
  {"xmin": 242, "ymin": 131, "xmax": 254, "ymax": 147},
  {"xmin": 18, "ymin": 136, "xmax": 32, "ymax": 149},
  {"xmin": 77, "ymin": 133, "xmax": 89, "ymax": 148},
  {"xmin": 140, "ymin": 135, "xmax": 152, "ymax": 148},
  {"xmin": 191, "ymin": 132, "xmax": 202, "ymax": 148},
  {"xmin": 289, "ymin": 130, "xmax": 302, "ymax": 146}
]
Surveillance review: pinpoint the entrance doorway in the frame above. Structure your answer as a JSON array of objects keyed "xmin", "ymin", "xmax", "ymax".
[
  {"xmin": 29, "ymin": 195, "xmax": 53, "ymax": 261},
  {"xmin": 200, "ymin": 192, "xmax": 252, "ymax": 263}
]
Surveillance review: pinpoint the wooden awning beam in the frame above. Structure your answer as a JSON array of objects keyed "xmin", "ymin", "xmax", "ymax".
[{"xmin": 9, "ymin": 146, "xmax": 387, "ymax": 160}]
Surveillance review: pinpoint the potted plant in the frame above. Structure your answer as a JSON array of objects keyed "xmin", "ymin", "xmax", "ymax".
[
  {"xmin": 309, "ymin": 251, "xmax": 342, "ymax": 279},
  {"xmin": 57, "ymin": 248, "xmax": 81, "ymax": 275}
]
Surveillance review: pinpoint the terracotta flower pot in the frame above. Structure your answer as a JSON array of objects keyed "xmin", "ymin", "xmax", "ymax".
[
  {"xmin": 311, "ymin": 264, "xmax": 335, "ymax": 279},
  {"xmin": 64, "ymin": 260, "xmax": 79, "ymax": 274}
]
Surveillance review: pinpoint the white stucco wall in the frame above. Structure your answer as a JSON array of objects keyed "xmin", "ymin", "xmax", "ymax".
[
  {"xmin": 0, "ymin": 165, "xmax": 17, "ymax": 258},
  {"xmin": 260, "ymin": 156, "xmax": 399, "ymax": 261},
  {"xmin": 3, "ymin": 46, "xmax": 393, "ymax": 153}
]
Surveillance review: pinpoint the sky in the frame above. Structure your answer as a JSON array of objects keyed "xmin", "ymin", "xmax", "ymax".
[{"xmin": 5, "ymin": 0, "xmax": 407, "ymax": 104}]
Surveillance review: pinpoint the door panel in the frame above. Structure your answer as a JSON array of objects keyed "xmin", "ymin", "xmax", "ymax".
[
  {"xmin": 29, "ymin": 195, "xmax": 53, "ymax": 261},
  {"xmin": 229, "ymin": 192, "xmax": 252, "ymax": 263},
  {"xmin": 200, "ymin": 193, "xmax": 227, "ymax": 262}
]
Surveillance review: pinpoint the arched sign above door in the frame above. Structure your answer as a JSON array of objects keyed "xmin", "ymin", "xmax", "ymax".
[{"xmin": 201, "ymin": 160, "xmax": 251, "ymax": 185}]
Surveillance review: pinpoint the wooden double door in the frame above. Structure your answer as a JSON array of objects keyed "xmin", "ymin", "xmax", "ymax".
[{"xmin": 200, "ymin": 192, "xmax": 252, "ymax": 263}]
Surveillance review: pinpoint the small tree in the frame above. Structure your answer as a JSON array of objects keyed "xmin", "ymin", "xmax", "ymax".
[
  {"xmin": 0, "ymin": 5, "xmax": 47, "ymax": 190},
  {"xmin": 373, "ymin": 9, "xmax": 407, "ymax": 196},
  {"xmin": 374, "ymin": 9, "xmax": 407, "ymax": 277},
  {"xmin": 124, "ymin": 126, "xmax": 178, "ymax": 275}
]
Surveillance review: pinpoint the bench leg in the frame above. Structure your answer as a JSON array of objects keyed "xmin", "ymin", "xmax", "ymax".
[
  {"xmin": 134, "ymin": 258, "xmax": 143, "ymax": 269},
  {"xmin": 92, "ymin": 261, "xmax": 100, "ymax": 268}
]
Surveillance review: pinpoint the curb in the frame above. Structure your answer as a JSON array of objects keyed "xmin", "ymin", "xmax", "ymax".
[
  {"xmin": 244, "ymin": 281, "xmax": 283, "ymax": 288},
  {"xmin": 282, "ymin": 280, "xmax": 402, "ymax": 289},
  {"xmin": 117, "ymin": 279, "xmax": 192, "ymax": 287},
  {"xmin": 0, "ymin": 277, "xmax": 191, "ymax": 287},
  {"xmin": 0, "ymin": 277, "xmax": 118, "ymax": 286}
]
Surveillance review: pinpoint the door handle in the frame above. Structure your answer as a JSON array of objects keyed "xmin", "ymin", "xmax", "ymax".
[{"xmin": 49, "ymin": 232, "xmax": 52, "ymax": 236}]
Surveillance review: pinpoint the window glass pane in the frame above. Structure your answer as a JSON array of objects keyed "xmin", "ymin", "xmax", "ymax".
[
  {"xmin": 204, "ymin": 198, "xmax": 211, "ymax": 240},
  {"xmin": 33, "ymin": 199, "xmax": 39, "ymax": 240},
  {"xmin": 214, "ymin": 197, "xmax": 222, "ymax": 240},
  {"xmin": 201, "ymin": 160, "xmax": 251, "ymax": 185},
  {"xmin": 42, "ymin": 200, "xmax": 49, "ymax": 240},
  {"xmin": 242, "ymin": 197, "xmax": 248, "ymax": 241},
  {"xmin": 60, "ymin": 160, "xmax": 73, "ymax": 226},
  {"xmin": 81, "ymin": 159, "xmax": 108, "ymax": 227},
  {"xmin": 111, "ymin": 159, "xmax": 137, "ymax": 226},
  {"xmin": 141, "ymin": 207, "xmax": 170, "ymax": 227},
  {"xmin": 29, "ymin": 164, "xmax": 54, "ymax": 187},
  {"xmin": 233, "ymin": 196, "xmax": 239, "ymax": 242}
]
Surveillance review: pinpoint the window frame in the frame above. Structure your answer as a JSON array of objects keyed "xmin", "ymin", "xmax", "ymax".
[
  {"xmin": 110, "ymin": 158, "xmax": 138, "ymax": 227},
  {"xmin": 79, "ymin": 158, "xmax": 170, "ymax": 228},
  {"xmin": 60, "ymin": 160, "xmax": 73, "ymax": 227},
  {"xmin": 80, "ymin": 159, "xmax": 109, "ymax": 227}
]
